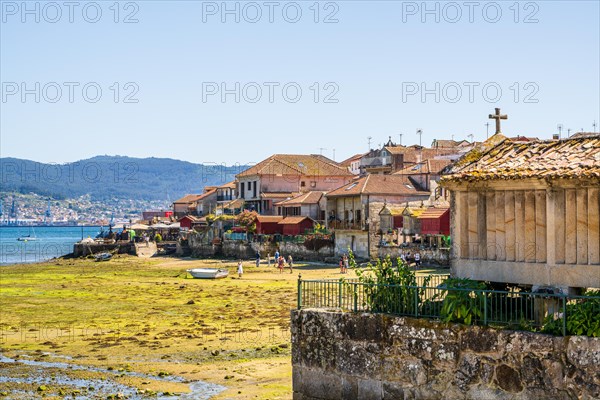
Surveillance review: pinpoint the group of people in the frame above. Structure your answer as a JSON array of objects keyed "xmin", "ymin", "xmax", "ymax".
[
  {"xmin": 273, "ymin": 250, "xmax": 293, "ymax": 274},
  {"xmin": 339, "ymin": 254, "xmax": 349, "ymax": 274},
  {"xmin": 400, "ymin": 251, "xmax": 422, "ymax": 268}
]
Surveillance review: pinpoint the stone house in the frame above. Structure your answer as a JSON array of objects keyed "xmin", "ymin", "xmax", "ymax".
[
  {"xmin": 441, "ymin": 134, "xmax": 600, "ymax": 291},
  {"xmin": 325, "ymin": 175, "xmax": 430, "ymax": 258},
  {"xmin": 236, "ymin": 154, "xmax": 353, "ymax": 215}
]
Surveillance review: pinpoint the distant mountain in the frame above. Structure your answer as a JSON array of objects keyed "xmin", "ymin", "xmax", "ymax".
[{"xmin": 0, "ymin": 156, "xmax": 247, "ymax": 201}]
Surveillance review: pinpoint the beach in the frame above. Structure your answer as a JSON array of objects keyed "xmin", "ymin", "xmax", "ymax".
[{"xmin": 0, "ymin": 255, "xmax": 353, "ymax": 398}]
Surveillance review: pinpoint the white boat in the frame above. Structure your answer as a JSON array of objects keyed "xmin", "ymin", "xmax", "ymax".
[
  {"xmin": 187, "ymin": 268, "xmax": 229, "ymax": 279},
  {"xmin": 17, "ymin": 227, "xmax": 37, "ymax": 242},
  {"xmin": 94, "ymin": 252, "xmax": 113, "ymax": 262}
]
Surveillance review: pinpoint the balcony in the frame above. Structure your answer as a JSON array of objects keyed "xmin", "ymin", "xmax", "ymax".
[{"xmin": 217, "ymin": 195, "xmax": 233, "ymax": 202}]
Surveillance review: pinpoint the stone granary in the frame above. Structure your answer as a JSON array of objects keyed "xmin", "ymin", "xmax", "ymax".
[{"xmin": 441, "ymin": 134, "xmax": 600, "ymax": 292}]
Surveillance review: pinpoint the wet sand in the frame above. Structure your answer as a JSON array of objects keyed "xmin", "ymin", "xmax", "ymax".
[{"xmin": 0, "ymin": 255, "xmax": 354, "ymax": 399}]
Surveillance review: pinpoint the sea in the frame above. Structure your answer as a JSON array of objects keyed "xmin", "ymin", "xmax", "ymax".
[{"xmin": 0, "ymin": 226, "xmax": 104, "ymax": 265}]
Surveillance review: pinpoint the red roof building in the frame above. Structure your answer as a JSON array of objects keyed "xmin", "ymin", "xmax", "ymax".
[
  {"xmin": 417, "ymin": 207, "xmax": 450, "ymax": 235},
  {"xmin": 255, "ymin": 215, "xmax": 284, "ymax": 234},
  {"xmin": 278, "ymin": 216, "xmax": 315, "ymax": 236}
]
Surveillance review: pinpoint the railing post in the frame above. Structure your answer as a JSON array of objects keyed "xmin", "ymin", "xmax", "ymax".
[
  {"xmin": 338, "ymin": 281, "xmax": 343, "ymax": 309},
  {"xmin": 483, "ymin": 292, "xmax": 488, "ymax": 326},
  {"xmin": 353, "ymin": 283, "xmax": 358, "ymax": 312},
  {"xmin": 297, "ymin": 274, "xmax": 302, "ymax": 309},
  {"xmin": 414, "ymin": 287, "xmax": 419, "ymax": 317},
  {"xmin": 562, "ymin": 295, "xmax": 567, "ymax": 336}
]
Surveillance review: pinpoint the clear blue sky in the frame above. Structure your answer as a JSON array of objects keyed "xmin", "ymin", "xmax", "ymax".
[{"xmin": 1, "ymin": 0, "xmax": 599, "ymax": 165}]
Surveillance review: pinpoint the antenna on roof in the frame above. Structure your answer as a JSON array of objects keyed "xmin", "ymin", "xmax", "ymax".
[
  {"xmin": 318, "ymin": 147, "xmax": 327, "ymax": 155},
  {"xmin": 557, "ymin": 124, "xmax": 563, "ymax": 139},
  {"xmin": 367, "ymin": 136, "xmax": 372, "ymax": 150},
  {"xmin": 416, "ymin": 129, "xmax": 423, "ymax": 147},
  {"xmin": 332, "ymin": 148, "xmax": 336, "ymax": 161},
  {"xmin": 593, "ymin": 120, "xmax": 597, "ymax": 133},
  {"xmin": 485, "ymin": 122, "xmax": 490, "ymax": 139},
  {"xmin": 398, "ymin": 133, "xmax": 403, "ymax": 146},
  {"xmin": 567, "ymin": 128, "xmax": 571, "ymax": 137},
  {"xmin": 468, "ymin": 134, "xmax": 474, "ymax": 143}
]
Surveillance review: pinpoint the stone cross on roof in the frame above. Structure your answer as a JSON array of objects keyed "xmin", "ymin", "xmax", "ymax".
[{"xmin": 488, "ymin": 108, "xmax": 508, "ymax": 134}]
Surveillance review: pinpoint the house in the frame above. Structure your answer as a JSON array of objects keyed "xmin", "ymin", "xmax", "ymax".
[
  {"xmin": 393, "ymin": 158, "xmax": 452, "ymax": 194},
  {"xmin": 215, "ymin": 181, "xmax": 240, "ymax": 215},
  {"xmin": 325, "ymin": 175, "xmax": 431, "ymax": 258},
  {"xmin": 255, "ymin": 215, "xmax": 284, "ymax": 235},
  {"xmin": 340, "ymin": 153, "xmax": 364, "ymax": 175},
  {"xmin": 178, "ymin": 215, "xmax": 207, "ymax": 230},
  {"xmin": 172, "ymin": 187, "xmax": 218, "ymax": 218},
  {"xmin": 278, "ymin": 216, "xmax": 315, "ymax": 236},
  {"xmin": 441, "ymin": 134, "xmax": 600, "ymax": 291},
  {"xmin": 359, "ymin": 137, "xmax": 467, "ymax": 176},
  {"xmin": 236, "ymin": 154, "xmax": 353, "ymax": 215},
  {"xmin": 275, "ymin": 191, "xmax": 327, "ymax": 222}
]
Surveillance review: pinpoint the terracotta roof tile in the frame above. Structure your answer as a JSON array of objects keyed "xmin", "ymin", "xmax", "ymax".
[
  {"xmin": 278, "ymin": 216, "xmax": 314, "ymax": 225},
  {"xmin": 326, "ymin": 175, "xmax": 430, "ymax": 197},
  {"xmin": 394, "ymin": 159, "xmax": 452, "ymax": 175},
  {"xmin": 256, "ymin": 215, "xmax": 284, "ymax": 223},
  {"xmin": 442, "ymin": 135, "xmax": 600, "ymax": 182},
  {"xmin": 237, "ymin": 154, "xmax": 351, "ymax": 178},
  {"xmin": 275, "ymin": 191, "xmax": 325, "ymax": 206}
]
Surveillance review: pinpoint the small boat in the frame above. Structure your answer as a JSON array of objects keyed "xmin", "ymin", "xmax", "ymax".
[
  {"xmin": 187, "ymin": 268, "xmax": 229, "ymax": 279},
  {"xmin": 17, "ymin": 227, "xmax": 37, "ymax": 242},
  {"xmin": 94, "ymin": 252, "xmax": 113, "ymax": 262}
]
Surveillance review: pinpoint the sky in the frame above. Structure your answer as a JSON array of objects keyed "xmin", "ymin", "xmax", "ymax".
[{"xmin": 1, "ymin": 0, "xmax": 599, "ymax": 165}]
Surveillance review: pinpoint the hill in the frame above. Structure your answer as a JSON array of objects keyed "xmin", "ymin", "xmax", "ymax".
[{"xmin": 0, "ymin": 156, "xmax": 246, "ymax": 201}]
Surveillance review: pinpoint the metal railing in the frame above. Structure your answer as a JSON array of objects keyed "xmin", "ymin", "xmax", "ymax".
[{"xmin": 297, "ymin": 277, "xmax": 600, "ymax": 336}]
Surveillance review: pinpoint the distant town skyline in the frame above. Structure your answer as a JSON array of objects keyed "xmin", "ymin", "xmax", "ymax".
[{"xmin": 2, "ymin": 1, "xmax": 599, "ymax": 164}]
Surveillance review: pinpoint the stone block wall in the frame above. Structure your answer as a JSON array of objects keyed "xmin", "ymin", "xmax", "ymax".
[{"xmin": 291, "ymin": 309, "xmax": 600, "ymax": 399}]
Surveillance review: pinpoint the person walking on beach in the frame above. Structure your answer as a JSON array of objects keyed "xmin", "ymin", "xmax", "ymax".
[
  {"xmin": 274, "ymin": 250, "xmax": 280, "ymax": 266},
  {"xmin": 339, "ymin": 256, "xmax": 344, "ymax": 274},
  {"xmin": 267, "ymin": 253, "xmax": 271, "ymax": 268},
  {"xmin": 343, "ymin": 254, "xmax": 349, "ymax": 274},
  {"xmin": 288, "ymin": 255, "xmax": 293, "ymax": 274},
  {"xmin": 237, "ymin": 260, "xmax": 244, "ymax": 278},
  {"xmin": 278, "ymin": 256, "xmax": 285, "ymax": 273},
  {"xmin": 255, "ymin": 251, "xmax": 261, "ymax": 267}
]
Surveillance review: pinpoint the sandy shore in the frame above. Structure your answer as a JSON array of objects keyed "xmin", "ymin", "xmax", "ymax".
[{"xmin": 0, "ymin": 255, "xmax": 357, "ymax": 399}]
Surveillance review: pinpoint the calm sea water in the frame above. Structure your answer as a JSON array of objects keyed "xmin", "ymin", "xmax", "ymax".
[{"xmin": 0, "ymin": 226, "xmax": 103, "ymax": 265}]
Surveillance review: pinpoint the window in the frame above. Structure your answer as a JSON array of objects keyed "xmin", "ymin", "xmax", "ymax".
[
  {"xmin": 356, "ymin": 210, "xmax": 361, "ymax": 223},
  {"xmin": 301, "ymin": 181, "xmax": 306, "ymax": 187},
  {"xmin": 240, "ymin": 182, "xmax": 245, "ymax": 199},
  {"xmin": 253, "ymin": 181, "xmax": 257, "ymax": 198}
]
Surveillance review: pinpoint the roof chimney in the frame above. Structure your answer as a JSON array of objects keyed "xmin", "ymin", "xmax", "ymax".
[{"xmin": 552, "ymin": 134, "xmax": 560, "ymax": 140}]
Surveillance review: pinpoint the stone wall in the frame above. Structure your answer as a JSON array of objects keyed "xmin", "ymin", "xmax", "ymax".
[
  {"xmin": 334, "ymin": 231, "xmax": 369, "ymax": 259},
  {"xmin": 186, "ymin": 238, "xmax": 334, "ymax": 262},
  {"xmin": 377, "ymin": 246, "xmax": 450, "ymax": 266},
  {"xmin": 291, "ymin": 309, "xmax": 600, "ymax": 400}
]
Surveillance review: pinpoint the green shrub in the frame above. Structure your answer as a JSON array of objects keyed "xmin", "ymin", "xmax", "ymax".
[
  {"xmin": 436, "ymin": 278, "xmax": 488, "ymax": 325},
  {"xmin": 542, "ymin": 290, "xmax": 600, "ymax": 337},
  {"xmin": 353, "ymin": 252, "xmax": 430, "ymax": 315}
]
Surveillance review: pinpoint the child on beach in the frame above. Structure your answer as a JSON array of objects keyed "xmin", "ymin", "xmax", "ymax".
[
  {"xmin": 278, "ymin": 256, "xmax": 284, "ymax": 273},
  {"xmin": 343, "ymin": 254, "xmax": 349, "ymax": 274},
  {"xmin": 288, "ymin": 255, "xmax": 293, "ymax": 274},
  {"xmin": 237, "ymin": 260, "xmax": 243, "ymax": 278},
  {"xmin": 339, "ymin": 256, "xmax": 344, "ymax": 274}
]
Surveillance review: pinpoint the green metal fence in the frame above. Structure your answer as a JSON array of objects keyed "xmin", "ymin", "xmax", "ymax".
[{"xmin": 297, "ymin": 277, "xmax": 600, "ymax": 336}]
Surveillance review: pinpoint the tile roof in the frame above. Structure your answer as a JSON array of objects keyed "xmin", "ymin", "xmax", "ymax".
[
  {"xmin": 256, "ymin": 215, "xmax": 284, "ymax": 223},
  {"xmin": 173, "ymin": 194, "xmax": 204, "ymax": 204},
  {"xmin": 384, "ymin": 146, "xmax": 463, "ymax": 163},
  {"xmin": 326, "ymin": 175, "xmax": 430, "ymax": 198},
  {"xmin": 442, "ymin": 135, "xmax": 600, "ymax": 182},
  {"xmin": 417, "ymin": 207, "xmax": 450, "ymax": 219},
  {"xmin": 340, "ymin": 153, "xmax": 365, "ymax": 166},
  {"xmin": 218, "ymin": 181, "xmax": 237, "ymax": 189},
  {"xmin": 394, "ymin": 159, "xmax": 452, "ymax": 176},
  {"xmin": 275, "ymin": 191, "xmax": 325, "ymax": 206},
  {"xmin": 278, "ymin": 216, "xmax": 314, "ymax": 225},
  {"xmin": 237, "ymin": 154, "xmax": 352, "ymax": 178}
]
